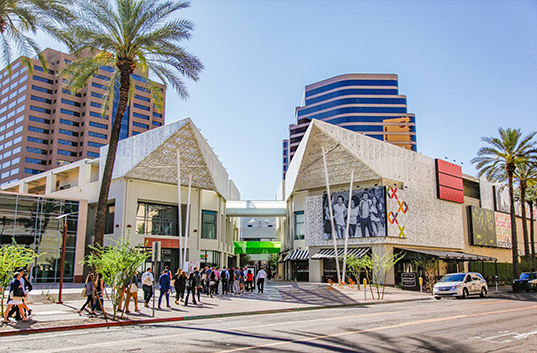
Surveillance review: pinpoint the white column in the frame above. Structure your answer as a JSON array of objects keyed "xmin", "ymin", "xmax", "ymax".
[
  {"xmin": 177, "ymin": 150, "xmax": 183, "ymax": 267},
  {"xmin": 322, "ymin": 147, "xmax": 341, "ymax": 284},
  {"xmin": 342, "ymin": 170, "xmax": 354, "ymax": 282}
]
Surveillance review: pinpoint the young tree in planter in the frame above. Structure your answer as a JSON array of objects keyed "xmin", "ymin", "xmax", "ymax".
[
  {"xmin": 411, "ymin": 255, "xmax": 439, "ymax": 291},
  {"xmin": 526, "ymin": 181, "xmax": 537, "ymax": 266},
  {"xmin": 343, "ymin": 254, "xmax": 372, "ymax": 290},
  {"xmin": 81, "ymin": 237, "xmax": 149, "ymax": 319},
  {"xmin": 0, "ymin": 244, "xmax": 40, "ymax": 315},
  {"xmin": 371, "ymin": 250, "xmax": 405, "ymax": 300},
  {"xmin": 60, "ymin": 0, "xmax": 203, "ymax": 248}
]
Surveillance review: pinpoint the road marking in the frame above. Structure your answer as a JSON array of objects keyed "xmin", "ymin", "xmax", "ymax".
[
  {"xmin": 32, "ymin": 299, "xmax": 519, "ymax": 352},
  {"xmin": 216, "ymin": 304, "xmax": 537, "ymax": 352},
  {"xmin": 470, "ymin": 329, "xmax": 537, "ymax": 343}
]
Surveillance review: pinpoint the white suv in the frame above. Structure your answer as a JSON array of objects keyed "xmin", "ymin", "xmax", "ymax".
[{"xmin": 433, "ymin": 272, "xmax": 488, "ymax": 300}]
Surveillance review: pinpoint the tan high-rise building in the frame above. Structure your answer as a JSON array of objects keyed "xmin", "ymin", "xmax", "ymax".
[{"xmin": 0, "ymin": 48, "xmax": 165, "ymax": 186}]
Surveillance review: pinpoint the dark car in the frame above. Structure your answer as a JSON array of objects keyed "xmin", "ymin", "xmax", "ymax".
[{"xmin": 512, "ymin": 272, "xmax": 537, "ymax": 293}]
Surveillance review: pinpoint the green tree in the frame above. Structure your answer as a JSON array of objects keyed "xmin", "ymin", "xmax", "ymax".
[
  {"xmin": 513, "ymin": 162, "xmax": 537, "ymax": 262},
  {"xmin": 371, "ymin": 250, "xmax": 405, "ymax": 300},
  {"xmin": 81, "ymin": 236, "xmax": 149, "ymax": 319},
  {"xmin": 526, "ymin": 181, "xmax": 537, "ymax": 266},
  {"xmin": 411, "ymin": 255, "xmax": 439, "ymax": 291},
  {"xmin": 343, "ymin": 254, "xmax": 372, "ymax": 290},
  {"xmin": 471, "ymin": 128, "xmax": 537, "ymax": 278},
  {"xmin": 0, "ymin": 0, "xmax": 73, "ymax": 70},
  {"xmin": 0, "ymin": 243, "xmax": 40, "ymax": 315},
  {"xmin": 61, "ymin": 0, "xmax": 203, "ymax": 247}
]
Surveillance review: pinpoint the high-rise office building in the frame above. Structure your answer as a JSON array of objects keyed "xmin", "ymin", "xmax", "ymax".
[
  {"xmin": 283, "ymin": 73, "xmax": 416, "ymax": 178},
  {"xmin": 0, "ymin": 48, "xmax": 165, "ymax": 186}
]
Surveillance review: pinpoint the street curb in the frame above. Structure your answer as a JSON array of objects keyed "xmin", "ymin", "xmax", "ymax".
[{"xmin": 0, "ymin": 296, "xmax": 432, "ymax": 337}]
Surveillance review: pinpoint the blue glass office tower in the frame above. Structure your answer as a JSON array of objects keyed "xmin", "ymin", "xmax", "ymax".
[{"xmin": 282, "ymin": 74, "xmax": 417, "ymax": 178}]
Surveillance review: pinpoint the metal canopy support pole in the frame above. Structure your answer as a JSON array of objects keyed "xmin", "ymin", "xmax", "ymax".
[
  {"xmin": 322, "ymin": 147, "xmax": 341, "ymax": 284},
  {"xmin": 342, "ymin": 170, "xmax": 354, "ymax": 283},
  {"xmin": 57, "ymin": 218, "xmax": 67, "ymax": 304},
  {"xmin": 183, "ymin": 174, "xmax": 192, "ymax": 267},
  {"xmin": 177, "ymin": 150, "xmax": 183, "ymax": 268}
]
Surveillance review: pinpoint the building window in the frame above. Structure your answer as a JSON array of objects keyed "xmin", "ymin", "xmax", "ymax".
[
  {"xmin": 136, "ymin": 202, "xmax": 187, "ymax": 237},
  {"xmin": 25, "ymin": 157, "xmax": 47, "ymax": 165},
  {"xmin": 91, "ymin": 92, "xmax": 103, "ymax": 99},
  {"xmin": 61, "ymin": 98, "xmax": 81, "ymax": 107},
  {"xmin": 33, "ymin": 75, "xmax": 53, "ymax": 84},
  {"xmin": 87, "ymin": 152, "xmax": 99, "ymax": 158},
  {"xmin": 59, "ymin": 129, "xmax": 79, "ymax": 137},
  {"xmin": 60, "ymin": 108, "xmax": 80, "ymax": 117},
  {"xmin": 88, "ymin": 141, "xmax": 105, "ymax": 148},
  {"xmin": 153, "ymin": 112, "xmax": 162, "ymax": 118},
  {"xmin": 132, "ymin": 122, "xmax": 148, "ymax": 129},
  {"xmin": 29, "ymin": 116, "xmax": 50, "ymax": 124},
  {"xmin": 30, "ymin": 106, "xmax": 51, "ymax": 114},
  {"xmin": 152, "ymin": 121, "xmax": 162, "ymax": 127},
  {"xmin": 105, "ymin": 203, "xmax": 115, "ymax": 234},
  {"xmin": 91, "ymin": 82, "xmax": 107, "ymax": 90},
  {"xmin": 58, "ymin": 139, "xmax": 78, "ymax": 147},
  {"xmin": 133, "ymin": 112, "xmax": 149, "ymax": 120},
  {"xmin": 28, "ymin": 126, "xmax": 49, "ymax": 134},
  {"xmin": 133, "ymin": 103, "xmax": 150, "ymax": 111},
  {"xmin": 31, "ymin": 95, "xmax": 52, "ymax": 104},
  {"xmin": 89, "ymin": 121, "xmax": 108, "ymax": 130},
  {"xmin": 134, "ymin": 94, "xmax": 150, "ymax": 102},
  {"xmin": 201, "ymin": 210, "xmax": 217, "ymax": 239},
  {"xmin": 88, "ymin": 131, "xmax": 107, "ymax": 139},
  {"xmin": 60, "ymin": 118, "xmax": 79, "ymax": 127},
  {"xmin": 57, "ymin": 149, "xmax": 77, "ymax": 157},
  {"xmin": 32, "ymin": 85, "xmax": 53, "ymax": 94},
  {"xmin": 27, "ymin": 136, "xmax": 48, "ymax": 144},
  {"xmin": 24, "ymin": 168, "xmax": 42, "ymax": 175},
  {"xmin": 294, "ymin": 211, "xmax": 305, "ymax": 240}
]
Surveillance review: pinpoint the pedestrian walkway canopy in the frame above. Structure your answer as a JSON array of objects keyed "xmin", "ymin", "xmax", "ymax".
[
  {"xmin": 283, "ymin": 249, "xmax": 310, "ymax": 262},
  {"xmin": 226, "ymin": 200, "xmax": 287, "ymax": 217},
  {"xmin": 311, "ymin": 247, "xmax": 370, "ymax": 260},
  {"xmin": 402, "ymin": 248, "xmax": 497, "ymax": 262}
]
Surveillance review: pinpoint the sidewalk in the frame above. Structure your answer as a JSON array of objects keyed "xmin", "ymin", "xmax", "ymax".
[{"xmin": 0, "ymin": 281, "xmax": 431, "ymax": 335}]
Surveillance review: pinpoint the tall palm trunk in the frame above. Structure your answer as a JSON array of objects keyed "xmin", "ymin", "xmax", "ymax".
[
  {"xmin": 508, "ymin": 170, "xmax": 519, "ymax": 279},
  {"xmin": 520, "ymin": 181, "xmax": 530, "ymax": 262},
  {"xmin": 529, "ymin": 201, "xmax": 535, "ymax": 270},
  {"xmin": 93, "ymin": 65, "xmax": 133, "ymax": 247}
]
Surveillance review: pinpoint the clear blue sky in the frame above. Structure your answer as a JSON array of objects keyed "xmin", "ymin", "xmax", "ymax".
[{"xmin": 36, "ymin": 0, "xmax": 537, "ymax": 200}]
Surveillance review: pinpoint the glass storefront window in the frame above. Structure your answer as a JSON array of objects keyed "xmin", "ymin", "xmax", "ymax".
[
  {"xmin": 201, "ymin": 210, "xmax": 217, "ymax": 239},
  {"xmin": 0, "ymin": 193, "xmax": 79, "ymax": 283},
  {"xmin": 136, "ymin": 202, "xmax": 187, "ymax": 236}
]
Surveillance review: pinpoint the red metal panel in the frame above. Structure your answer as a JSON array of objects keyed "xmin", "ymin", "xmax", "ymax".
[{"xmin": 438, "ymin": 185, "xmax": 464, "ymax": 203}]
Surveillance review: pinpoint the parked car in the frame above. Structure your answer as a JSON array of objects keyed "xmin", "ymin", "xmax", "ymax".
[
  {"xmin": 433, "ymin": 272, "xmax": 488, "ymax": 300},
  {"xmin": 512, "ymin": 272, "xmax": 537, "ymax": 293}
]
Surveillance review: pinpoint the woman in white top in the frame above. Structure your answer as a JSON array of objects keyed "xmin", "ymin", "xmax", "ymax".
[{"xmin": 370, "ymin": 196, "xmax": 382, "ymax": 236}]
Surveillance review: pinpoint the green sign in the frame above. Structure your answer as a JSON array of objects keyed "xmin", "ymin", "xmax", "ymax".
[{"xmin": 233, "ymin": 241, "xmax": 281, "ymax": 255}]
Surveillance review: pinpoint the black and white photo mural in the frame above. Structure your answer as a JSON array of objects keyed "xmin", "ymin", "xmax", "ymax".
[{"xmin": 322, "ymin": 187, "xmax": 387, "ymax": 239}]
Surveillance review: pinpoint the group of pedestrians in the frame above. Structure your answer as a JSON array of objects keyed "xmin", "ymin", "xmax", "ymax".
[
  {"xmin": 140, "ymin": 265, "xmax": 269, "ymax": 308},
  {"xmin": 76, "ymin": 265, "xmax": 270, "ymax": 316},
  {"xmin": 2, "ymin": 268, "xmax": 32, "ymax": 323}
]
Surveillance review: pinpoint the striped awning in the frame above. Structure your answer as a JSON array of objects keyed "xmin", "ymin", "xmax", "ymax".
[
  {"xmin": 311, "ymin": 247, "xmax": 370, "ymax": 260},
  {"xmin": 283, "ymin": 249, "xmax": 310, "ymax": 262}
]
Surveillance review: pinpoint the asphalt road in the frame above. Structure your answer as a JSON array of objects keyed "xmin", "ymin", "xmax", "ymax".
[{"xmin": 1, "ymin": 292, "xmax": 536, "ymax": 353}]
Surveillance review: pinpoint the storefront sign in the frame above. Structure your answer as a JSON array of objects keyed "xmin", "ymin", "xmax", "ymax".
[{"xmin": 401, "ymin": 272, "xmax": 417, "ymax": 287}]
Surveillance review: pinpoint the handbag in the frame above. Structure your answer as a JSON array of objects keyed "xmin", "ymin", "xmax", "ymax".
[
  {"xmin": 13, "ymin": 287, "xmax": 24, "ymax": 297},
  {"xmin": 81, "ymin": 287, "xmax": 87, "ymax": 297},
  {"xmin": 129, "ymin": 283, "xmax": 138, "ymax": 293},
  {"xmin": 209, "ymin": 281, "xmax": 215, "ymax": 286}
]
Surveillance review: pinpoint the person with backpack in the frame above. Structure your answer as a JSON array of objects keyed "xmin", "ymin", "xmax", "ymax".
[
  {"xmin": 78, "ymin": 273, "xmax": 95, "ymax": 315},
  {"xmin": 184, "ymin": 272, "xmax": 197, "ymax": 306}
]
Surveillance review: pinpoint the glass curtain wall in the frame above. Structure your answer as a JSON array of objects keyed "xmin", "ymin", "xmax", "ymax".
[{"xmin": 0, "ymin": 193, "xmax": 79, "ymax": 283}]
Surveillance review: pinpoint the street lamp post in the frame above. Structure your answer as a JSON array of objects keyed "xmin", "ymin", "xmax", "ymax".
[{"xmin": 55, "ymin": 211, "xmax": 78, "ymax": 304}]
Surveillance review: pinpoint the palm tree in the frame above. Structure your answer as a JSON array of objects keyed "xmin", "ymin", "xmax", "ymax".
[
  {"xmin": 514, "ymin": 162, "xmax": 537, "ymax": 263},
  {"xmin": 526, "ymin": 181, "xmax": 537, "ymax": 266},
  {"xmin": 60, "ymin": 0, "xmax": 203, "ymax": 247},
  {"xmin": 471, "ymin": 128, "xmax": 537, "ymax": 279},
  {"xmin": 0, "ymin": 0, "xmax": 73, "ymax": 70}
]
